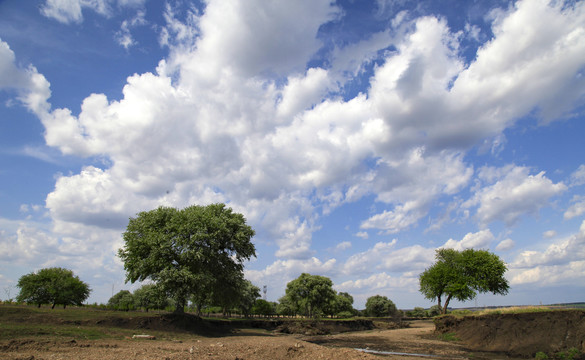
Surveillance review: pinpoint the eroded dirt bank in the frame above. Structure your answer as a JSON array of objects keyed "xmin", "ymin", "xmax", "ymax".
[{"xmin": 435, "ymin": 310, "xmax": 585, "ymax": 357}]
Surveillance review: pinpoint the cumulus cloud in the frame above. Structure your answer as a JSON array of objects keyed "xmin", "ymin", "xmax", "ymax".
[
  {"xmin": 513, "ymin": 220, "xmax": 585, "ymax": 269},
  {"xmin": 0, "ymin": 40, "xmax": 51, "ymax": 116},
  {"xmin": 564, "ymin": 195, "xmax": 585, "ymax": 220},
  {"xmin": 36, "ymin": 0, "xmax": 584, "ymax": 264},
  {"xmin": 4, "ymin": 0, "xmax": 585, "ymax": 303},
  {"xmin": 464, "ymin": 165, "xmax": 567, "ymax": 226},
  {"xmin": 442, "ymin": 229, "xmax": 495, "ymax": 251},
  {"xmin": 343, "ymin": 240, "xmax": 435, "ymax": 275}
]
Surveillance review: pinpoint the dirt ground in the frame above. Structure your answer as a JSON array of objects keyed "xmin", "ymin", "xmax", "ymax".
[{"xmin": 0, "ymin": 320, "xmax": 514, "ymax": 360}]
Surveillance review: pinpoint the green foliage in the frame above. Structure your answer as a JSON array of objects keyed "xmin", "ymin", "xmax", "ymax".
[
  {"xmin": 331, "ymin": 292, "xmax": 355, "ymax": 317},
  {"xmin": 276, "ymin": 296, "xmax": 295, "ymax": 316},
  {"xmin": 16, "ymin": 267, "xmax": 91, "ymax": 309},
  {"xmin": 365, "ymin": 295, "xmax": 397, "ymax": 317},
  {"xmin": 408, "ymin": 307, "xmax": 427, "ymax": 318},
  {"xmin": 336, "ymin": 311, "xmax": 355, "ymax": 318},
  {"xmin": 535, "ymin": 352, "xmax": 549, "ymax": 360},
  {"xmin": 252, "ymin": 299, "xmax": 275, "ymax": 316},
  {"xmin": 281, "ymin": 273, "xmax": 337, "ymax": 318},
  {"xmin": 419, "ymin": 248, "xmax": 509, "ymax": 314},
  {"xmin": 237, "ymin": 280, "xmax": 261, "ymax": 317},
  {"xmin": 132, "ymin": 284, "xmax": 169, "ymax": 312},
  {"xmin": 438, "ymin": 332, "xmax": 460, "ymax": 341},
  {"xmin": 427, "ymin": 305, "xmax": 441, "ymax": 317},
  {"xmin": 553, "ymin": 348, "xmax": 581, "ymax": 360},
  {"xmin": 107, "ymin": 290, "xmax": 135, "ymax": 311},
  {"xmin": 118, "ymin": 203, "xmax": 256, "ymax": 313}
]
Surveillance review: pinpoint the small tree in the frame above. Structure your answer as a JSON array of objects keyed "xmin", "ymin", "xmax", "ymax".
[
  {"xmin": 133, "ymin": 284, "xmax": 169, "ymax": 312},
  {"xmin": 17, "ymin": 267, "xmax": 90, "ymax": 309},
  {"xmin": 237, "ymin": 279, "xmax": 261, "ymax": 318},
  {"xmin": 108, "ymin": 290, "xmax": 135, "ymax": 311},
  {"xmin": 365, "ymin": 295, "xmax": 397, "ymax": 317},
  {"xmin": 252, "ymin": 299, "xmax": 275, "ymax": 317},
  {"xmin": 281, "ymin": 273, "xmax": 336, "ymax": 318},
  {"xmin": 419, "ymin": 248, "xmax": 509, "ymax": 314}
]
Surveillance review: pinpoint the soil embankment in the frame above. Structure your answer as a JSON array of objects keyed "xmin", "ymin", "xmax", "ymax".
[{"xmin": 435, "ymin": 310, "xmax": 585, "ymax": 357}]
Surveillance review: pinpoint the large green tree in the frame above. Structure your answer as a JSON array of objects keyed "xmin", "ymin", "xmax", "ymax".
[
  {"xmin": 17, "ymin": 267, "xmax": 91, "ymax": 309},
  {"xmin": 281, "ymin": 273, "xmax": 336, "ymax": 318},
  {"xmin": 118, "ymin": 204, "xmax": 256, "ymax": 313},
  {"xmin": 365, "ymin": 295, "xmax": 397, "ymax": 317},
  {"xmin": 419, "ymin": 248, "xmax": 510, "ymax": 314}
]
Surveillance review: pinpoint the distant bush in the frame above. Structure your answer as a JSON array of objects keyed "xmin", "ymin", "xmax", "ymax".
[
  {"xmin": 535, "ymin": 351, "xmax": 549, "ymax": 360},
  {"xmin": 336, "ymin": 311, "xmax": 355, "ymax": 318},
  {"xmin": 107, "ymin": 290, "xmax": 134, "ymax": 311}
]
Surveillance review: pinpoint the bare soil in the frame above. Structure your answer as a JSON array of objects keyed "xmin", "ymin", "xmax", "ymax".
[
  {"xmin": 0, "ymin": 321, "xmax": 478, "ymax": 360},
  {"xmin": 1, "ymin": 306, "xmax": 584, "ymax": 359},
  {"xmin": 435, "ymin": 310, "xmax": 585, "ymax": 358}
]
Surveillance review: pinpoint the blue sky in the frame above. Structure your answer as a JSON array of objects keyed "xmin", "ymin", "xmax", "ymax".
[{"xmin": 1, "ymin": 0, "xmax": 584, "ymax": 309}]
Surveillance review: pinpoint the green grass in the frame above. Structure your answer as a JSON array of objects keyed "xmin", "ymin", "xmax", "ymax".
[
  {"xmin": 438, "ymin": 332, "xmax": 460, "ymax": 341},
  {"xmin": 0, "ymin": 305, "xmax": 195, "ymax": 342}
]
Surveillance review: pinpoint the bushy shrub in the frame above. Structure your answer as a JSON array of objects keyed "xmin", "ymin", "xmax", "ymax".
[{"xmin": 336, "ymin": 311, "xmax": 355, "ymax": 318}]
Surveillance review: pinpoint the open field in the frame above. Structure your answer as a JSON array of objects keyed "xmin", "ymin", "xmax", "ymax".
[{"xmin": 1, "ymin": 305, "xmax": 584, "ymax": 359}]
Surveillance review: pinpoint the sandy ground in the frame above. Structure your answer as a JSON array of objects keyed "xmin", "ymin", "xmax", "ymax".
[{"xmin": 1, "ymin": 320, "xmax": 504, "ymax": 360}]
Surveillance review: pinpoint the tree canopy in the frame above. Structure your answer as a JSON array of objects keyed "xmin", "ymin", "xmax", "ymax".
[
  {"xmin": 364, "ymin": 295, "xmax": 397, "ymax": 317},
  {"xmin": 118, "ymin": 203, "xmax": 256, "ymax": 313},
  {"xmin": 419, "ymin": 248, "xmax": 510, "ymax": 314},
  {"xmin": 16, "ymin": 267, "xmax": 91, "ymax": 309},
  {"xmin": 107, "ymin": 290, "xmax": 135, "ymax": 311},
  {"xmin": 280, "ymin": 273, "xmax": 337, "ymax": 318},
  {"xmin": 133, "ymin": 284, "xmax": 170, "ymax": 312}
]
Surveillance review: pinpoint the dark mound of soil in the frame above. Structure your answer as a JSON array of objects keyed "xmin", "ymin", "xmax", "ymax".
[
  {"xmin": 95, "ymin": 314, "xmax": 396, "ymax": 336},
  {"xmin": 274, "ymin": 319, "xmax": 387, "ymax": 335},
  {"xmin": 435, "ymin": 310, "xmax": 585, "ymax": 358}
]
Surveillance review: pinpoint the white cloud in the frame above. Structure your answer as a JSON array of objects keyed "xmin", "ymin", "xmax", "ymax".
[
  {"xmin": 495, "ymin": 238, "xmax": 515, "ymax": 252},
  {"xmin": 339, "ymin": 272, "xmax": 417, "ymax": 293},
  {"xmin": 361, "ymin": 150, "xmax": 473, "ymax": 234},
  {"xmin": 543, "ymin": 230, "xmax": 557, "ymax": 239},
  {"xmin": 570, "ymin": 165, "xmax": 585, "ymax": 187},
  {"xmin": 336, "ymin": 241, "xmax": 352, "ymax": 251},
  {"xmin": 564, "ymin": 195, "xmax": 585, "ymax": 220},
  {"xmin": 464, "ymin": 165, "xmax": 567, "ymax": 226},
  {"xmin": 513, "ymin": 220, "xmax": 585, "ymax": 269},
  {"xmin": 442, "ymin": 229, "xmax": 495, "ymax": 251},
  {"xmin": 509, "ymin": 261, "xmax": 585, "ymax": 286},
  {"xmin": 343, "ymin": 240, "xmax": 435, "ymax": 275},
  {"xmin": 41, "ymin": 0, "xmax": 145, "ymax": 24},
  {"xmin": 355, "ymin": 231, "xmax": 369, "ymax": 240},
  {"xmin": 41, "ymin": 0, "xmax": 112, "ymax": 24},
  {"xmin": 115, "ymin": 10, "xmax": 146, "ymax": 49},
  {"xmin": 33, "ymin": 0, "xmax": 584, "ymax": 265},
  {"xmin": 0, "ymin": 40, "xmax": 51, "ymax": 116},
  {"xmin": 4, "ymin": 0, "xmax": 585, "ymax": 304}
]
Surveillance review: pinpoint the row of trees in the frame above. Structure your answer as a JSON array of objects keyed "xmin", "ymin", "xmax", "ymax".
[{"xmin": 14, "ymin": 204, "xmax": 510, "ymax": 316}]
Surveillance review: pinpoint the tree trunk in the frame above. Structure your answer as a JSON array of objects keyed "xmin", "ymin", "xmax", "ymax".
[
  {"xmin": 51, "ymin": 303, "xmax": 56, "ymax": 309},
  {"xmin": 174, "ymin": 300, "xmax": 185, "ymax": 314},
  {"xmin": 437, "ymin": 295, "xmax": 442, "ymax": 312},
  {"xmin": 442, "ymin": 294, "xmax": 452, "ymax": 314}
]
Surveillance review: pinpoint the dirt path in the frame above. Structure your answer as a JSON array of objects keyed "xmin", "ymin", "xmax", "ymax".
[
  {"xmin": 305, "ymin": 320, "xmax": 470, "ymax": 359},
  {"xmin": 305, "ymin": 320, "xmax": 526, "ymax": 359}
]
